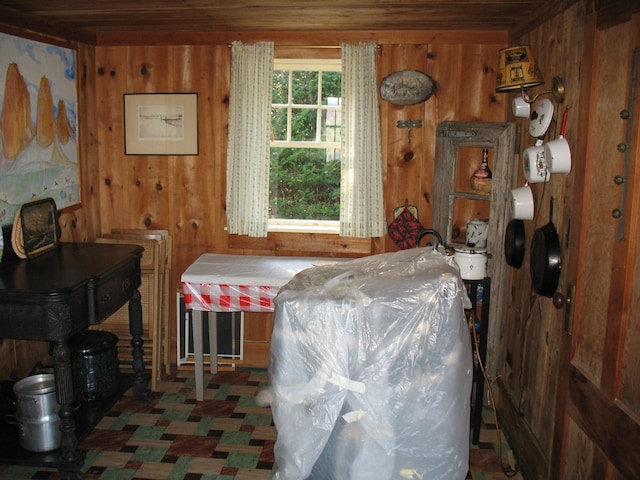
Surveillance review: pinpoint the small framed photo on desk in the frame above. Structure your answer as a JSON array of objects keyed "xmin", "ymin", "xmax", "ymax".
[{"xmin": 20, "ymin": 197, "xmax": 59, "ymax": 258}]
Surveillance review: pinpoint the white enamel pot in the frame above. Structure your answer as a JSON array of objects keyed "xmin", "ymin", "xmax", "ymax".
[
  {"xmin": 510, "ymin": 184, "xmax": 535, "ymax": 220},
  {"xmin": 545, "ymin": 107, "xmax": 572, "ymax": 174},
  {"xmin": 523, "ymin": 140, "xmax": 550, "ymax": 183},
  {"xmin": 454, "ymin": 246, "xmax": 488, "ymax": 280}
]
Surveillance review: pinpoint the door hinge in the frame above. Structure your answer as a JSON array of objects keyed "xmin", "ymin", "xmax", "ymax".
[{"xmin": 437, "ymin": 129, "xmax": 476, "ymax": 138}]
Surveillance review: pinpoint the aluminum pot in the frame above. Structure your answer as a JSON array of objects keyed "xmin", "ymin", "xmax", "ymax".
[
  {"xmin": 10, "ymin": 374, "xmax": 60, "ymax": 452},
  {"xmin": 453, "ymin": 246, "xmax": 488, "ymax": 280}
]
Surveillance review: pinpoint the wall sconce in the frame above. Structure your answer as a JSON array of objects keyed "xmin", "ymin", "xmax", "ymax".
[{"xmin": 496, "ymin": 45, "xmax": 566, "ymax": 117}]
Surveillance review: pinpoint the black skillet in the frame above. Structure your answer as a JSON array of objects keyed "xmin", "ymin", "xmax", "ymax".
[
  {"xmin": 504, "ymin": 219, "xmax": 525, "ymax": 268},
  {"xmin": 530, "ymin": 197, "xmax": 561, "ymax": 297}
]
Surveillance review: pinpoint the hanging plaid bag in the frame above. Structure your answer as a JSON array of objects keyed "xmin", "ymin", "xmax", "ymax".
[{"xmin": 387, "ymin": 201, "xmax": 425, "ymax": 249}]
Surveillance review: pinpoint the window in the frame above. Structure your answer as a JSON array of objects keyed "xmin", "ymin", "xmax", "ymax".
[{"xmin": 269, "ymin": 59, "xmax": 341, "ymax": 233}]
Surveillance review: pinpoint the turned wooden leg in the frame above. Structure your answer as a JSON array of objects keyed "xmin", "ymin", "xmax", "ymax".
[
  {"xmin": 128, "ymin": 288, "xmax": 153, "ymax": 403},
  {"xmin": 51, "ymin": 339, "xmax": 84, "ymax": 478}
]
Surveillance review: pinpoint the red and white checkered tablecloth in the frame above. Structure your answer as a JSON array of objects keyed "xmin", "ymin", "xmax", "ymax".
[
  {"xmin": 182, "ymin": 282, "xmax": 278, "ymax": 313},
  {"xmin": 181, "ymin": 253, "xmax": 343, "ymax": 313}
]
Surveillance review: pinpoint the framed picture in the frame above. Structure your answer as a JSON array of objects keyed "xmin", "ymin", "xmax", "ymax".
[
  {"xmin": 20, "ymin": 197, "xmax": 59, "ymax": 258},
  {"xmin": 124, "ymin": 93, "xmax": 199, "ymax": 155}
]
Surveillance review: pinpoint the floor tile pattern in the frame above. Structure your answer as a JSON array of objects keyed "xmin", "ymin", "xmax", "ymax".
[{"xmin": 0, "ymin": 368, "xmax": 523, "ymax": 480}]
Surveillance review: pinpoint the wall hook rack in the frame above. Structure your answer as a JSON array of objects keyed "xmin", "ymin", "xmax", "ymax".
[{"xmin": 397, "ymin": 119, "xmax": 422, "ymax": 144}]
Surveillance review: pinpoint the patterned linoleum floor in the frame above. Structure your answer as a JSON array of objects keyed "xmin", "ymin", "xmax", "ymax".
[{"xmin": 0, "ymin": 368, "xmax": 523, "ymax": 480}]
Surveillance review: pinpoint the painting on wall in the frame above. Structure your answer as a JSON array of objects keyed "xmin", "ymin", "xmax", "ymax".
[
  {"xmin": 124, "ymin": 93, "xmax": 199, "ymax": 155},
  {"xmin": 0, "ymin": 32, "xmax": 80, "ymax": 227}
]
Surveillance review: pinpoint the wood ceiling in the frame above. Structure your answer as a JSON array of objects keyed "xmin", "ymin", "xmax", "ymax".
[{"xmin": 0, "ymin": 0, "xmax": 572, "ymax": 39}]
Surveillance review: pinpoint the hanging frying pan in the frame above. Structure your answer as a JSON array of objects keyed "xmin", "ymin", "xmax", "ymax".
[
  {"xmin": 530, "ymin": 197, "xmax": 561, "ymax": 297},
  {"xmin": 504, "ymin": 219, "xmax": 525, "ymax": 268}
]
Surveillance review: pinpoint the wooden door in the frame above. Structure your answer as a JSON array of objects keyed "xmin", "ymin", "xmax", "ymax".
[{"xmin": 551, "ymin": 14, "xmax": 640, "ymax": 479}]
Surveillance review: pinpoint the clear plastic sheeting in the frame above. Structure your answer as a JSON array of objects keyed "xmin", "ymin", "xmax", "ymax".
[{"xmin": 269, "ymin": 247, "xmax": 472, "ymax": 480}]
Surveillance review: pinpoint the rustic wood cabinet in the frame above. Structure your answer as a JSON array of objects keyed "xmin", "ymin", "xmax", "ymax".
[{"xmin": 433, "ymin": 121, "xmax": 516, "ymax": 378}]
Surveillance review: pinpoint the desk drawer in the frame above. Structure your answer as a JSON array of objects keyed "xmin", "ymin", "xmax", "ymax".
[{"xmin": 89, "ymin": 262, "xmax": 138, "ymax": 324}]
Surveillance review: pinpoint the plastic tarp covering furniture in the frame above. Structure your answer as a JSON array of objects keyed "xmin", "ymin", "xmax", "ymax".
[{"xmin": 269, "ymin": 247, "xmax": 472, "ymax": 480}]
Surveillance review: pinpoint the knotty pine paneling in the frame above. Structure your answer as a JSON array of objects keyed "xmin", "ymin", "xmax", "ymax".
[
  {"xmin": 90, "ymin": 39, "xmax": 508, "ymax": 368},
  {"xmin": 379, "ymin": 42, "xmax": 507, "ymax": 252},
  {"xmin": 0, "ymin": 31, "xmax": 509, "ymax": 378}
]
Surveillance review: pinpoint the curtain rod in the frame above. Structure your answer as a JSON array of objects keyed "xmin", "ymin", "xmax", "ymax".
[{"xmin": 227, "ymin": 44, "xmax": 380, "ymax": 49}]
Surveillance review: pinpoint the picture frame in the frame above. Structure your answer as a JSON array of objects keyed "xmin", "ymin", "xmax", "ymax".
[
  {"xmin": 20, "ymin": 197, "xmax": 59, "ymax": 258},
  {"xmin": 124, "ymin": 93, "xmax": 199, "ymax": 155}
]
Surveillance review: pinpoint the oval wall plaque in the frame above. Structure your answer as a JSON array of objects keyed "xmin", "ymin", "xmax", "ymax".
[{"xmin": 379, "ymin": 70, "xmax": 436, "ymax": 106}]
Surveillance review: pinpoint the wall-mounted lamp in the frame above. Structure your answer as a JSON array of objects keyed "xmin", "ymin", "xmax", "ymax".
[{"xmin": 496, "ymin": 45, "xmax": 566, "ymax": 117}]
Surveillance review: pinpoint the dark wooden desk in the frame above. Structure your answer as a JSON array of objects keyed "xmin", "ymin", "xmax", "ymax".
[{"xmin": 0, "ymin": 242, "xmax": 151, "ymax": 479}]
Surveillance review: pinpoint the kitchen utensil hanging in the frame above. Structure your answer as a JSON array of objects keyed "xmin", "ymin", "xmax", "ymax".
[
  {"xmin": 530, "ymin": 197, "xmax": 562, "ymax": 297},
  {"xmin": 544, "ymin": 107, "xmax": 571, "ymax": 174},
  {"xmin": 523, "ymin": 139, "xmax": 550, "ymax": 183},
  {"xmin": 528, "ymin": 98, "xmax": 554, "ymax": 138},
  {"xmin": 504, "ymin": 219, "xmax": 526, "ymax": 269}
]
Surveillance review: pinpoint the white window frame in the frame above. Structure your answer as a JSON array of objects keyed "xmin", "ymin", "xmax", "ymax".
[{"xmin": 268, "ymin": 58, "xmax": 341, "ymax": 234}]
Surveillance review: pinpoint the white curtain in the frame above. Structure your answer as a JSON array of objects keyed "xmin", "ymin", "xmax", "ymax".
[
  {"xmin": 226, "ymin": 41, "xmax": 385, "ymax": 239},
  {"xmin": 339, "ymin": 42, "xmax": 386, "ymax": 238},
  {"xmin": 226, "ymin": 41, "xmax": 274, "ymax": 237}
]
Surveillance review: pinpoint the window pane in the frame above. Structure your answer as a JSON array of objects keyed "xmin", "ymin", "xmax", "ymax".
[
  {"xmin": 322, "ymin": 71, "xmax": 341, "ymax": 105},
  {"xmin": 321, "ymin": 109, "xmax": 341, "ymax": 142},
  {"xmin": 291, "ymin": 71, "xmax": 318, "ymax": 105},
  {"xmin": 272, "ymin": 70, "xmax": 289, "ymax": 104},
  {"xmin": 271, "ymin": 107, "xmax": 287, "ymax": 141},
  {"xmin": 269, "ymin": 147, "xmax": 340, "ymax": 220},
  {"xmin": 291, "ymin": 109, "xmax": 316, "ymax": 141}
]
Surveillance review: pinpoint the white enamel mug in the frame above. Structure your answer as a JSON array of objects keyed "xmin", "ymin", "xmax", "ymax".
[
  {"xmin": 523, "ymin": 140, "xmax": 550, "ymax": 183},
  {"xmin": 512, "ymin": 96, "xmax": 531, "ymax": 118},
  {"xmin": 511, "ymin": 184, "xmax": 535, "ymax": 220}
]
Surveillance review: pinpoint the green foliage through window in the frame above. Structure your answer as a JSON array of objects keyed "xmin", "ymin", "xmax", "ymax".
[{"xmin": 270, "ymin": 60, "xmax": 341, "ymax": 222}]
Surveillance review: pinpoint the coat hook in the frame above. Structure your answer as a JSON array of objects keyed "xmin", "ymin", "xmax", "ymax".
[{"xmin": 397, "ymin": 120, "xmax": 422, "ymax": 144}]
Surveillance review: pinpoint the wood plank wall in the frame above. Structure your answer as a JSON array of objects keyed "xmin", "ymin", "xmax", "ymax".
[
  {"xmin": 0, "ymin": 28, "xmax": 509, "ymax": 375},
  {"xmin": 498, "ymin": 2, "xmax": 640, "ymax": 478},
  {"xmin": 498, "ymin": 2, "xmax": 590, "ymax": 475},
  {"xmin": 84, "ymin": 33, "xmax": 508, "ymax": 370},
  {"xmin": 498, "ymin": 3, "xmax": 584, "ymax": 471}
]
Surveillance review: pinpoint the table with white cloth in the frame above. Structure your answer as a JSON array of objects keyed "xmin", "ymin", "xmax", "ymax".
[{"xmin": 181, "ymin": 253, "xmax": 343, "ymax": 400}]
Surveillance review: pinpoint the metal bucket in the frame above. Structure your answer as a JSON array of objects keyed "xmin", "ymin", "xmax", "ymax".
[{"xmin": 11, "ymin": 374, "xmax": 60, "ymax": 452}]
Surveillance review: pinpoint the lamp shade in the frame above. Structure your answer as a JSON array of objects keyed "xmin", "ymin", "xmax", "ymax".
[{"xmin": 496, "ymin": 45, "xmax": 544, "ymax": 92}]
